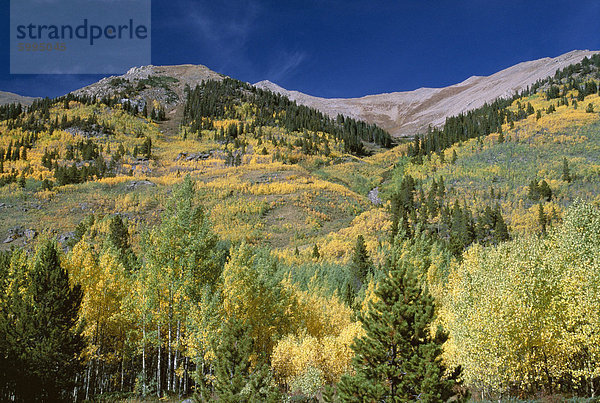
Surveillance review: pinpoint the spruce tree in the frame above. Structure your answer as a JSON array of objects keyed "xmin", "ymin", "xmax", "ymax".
[
  {"xmin": 349, "ymin": 235, "xmax": 373, "ymax": 294},
  {"xmin": 562, "ymin": 157, "xmax": 572, "ymax": 182},
  {"xmin": 4, "ymin": 241, "xmax": 84, "ymax": 401},
  {"xmin": 538, "ymin": 203, "xmax": 547, "ymax": 235},
  {"xmin": 539, "ymin": 180, "xmax": 552, "ymax": 201},
  {"xmin": 17, "ymin": 172, "xmax": 26, "ymax": 188},
  {"xmin": 493, "ymin": 204, "xmax": 510, "ymax": 243},
  {"xmin": 312, "ymin": 244, "xmax": 320, "ymax": 260},
  {"xmin": 211, "ymin": 317, "xmax": 279, "ymax": 402},
  {"xmin": 338, "ymin": 256, "xmax": 461, "ymax": 402}
]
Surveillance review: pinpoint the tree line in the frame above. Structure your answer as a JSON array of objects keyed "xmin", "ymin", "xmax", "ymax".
[{"xmin": 183, "ymin": 78, "xmax": 394, "ymax": 155}]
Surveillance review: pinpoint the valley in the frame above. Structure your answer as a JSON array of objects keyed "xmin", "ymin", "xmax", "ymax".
[{"xmin": 1, "ymin": 51, "xmax": 600, "ymax": 401}]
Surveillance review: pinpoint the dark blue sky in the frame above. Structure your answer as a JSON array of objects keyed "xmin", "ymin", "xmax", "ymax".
[{"xmin": 1, "ymin": 0, "xmax": 599, "ymax": 99}]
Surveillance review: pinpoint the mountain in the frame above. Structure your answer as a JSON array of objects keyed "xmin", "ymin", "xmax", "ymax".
[
  {"xmin": 255, "ymin": 50, "xmax": 599, "ymax": 137},
  {"xmin": 66, "ymin": 50, "xmax": 597, "ymax": 138},
  {"xmin": 0, "ymin": 90, "xmax": 36, "ymax": 106},
  {"xmin": 73, "ymin": 64, "xmax": 225, "ymax": 108}
]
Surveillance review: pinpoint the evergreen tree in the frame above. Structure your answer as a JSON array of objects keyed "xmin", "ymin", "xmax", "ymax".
[
  {"xmin": 142, "ymin": 136, "xmax": 152, "ymax": 159},
  {"xmin": 212, "ymin": 316, "xmax": 253, "ymax": 400},
  {"xmin": 528, "ymin": 179, "xmax": 540, "ymax": 201},
  {"xmin": 2, "ymin": 241, "xmax": 84, "ymax": 401},
  {"xmin": 338, "ymin": 255, "xmax": 461, "ymax": 402},
  {"xmin": 17, "ymin": 171, "xmax": 26, "ymax": 188},
  {"xmin": 349, "ymin": 235, "xmax": 373, "ymax": 294},
  {"xmin": 493, "ymin": 204, "xmax": 510, "ymax": 243},
  {"xmin": 210, "ymin": 316, "xmax": 279, "ymax": 402},
  {"xmin": 312, "ymin": 244, "xmax": 320, "ymax": 260},
  {"xmin": 538, "ymin": 203, "xmax": 547, "ymax": 235},
  {"xmin": 562, "ymin": 157, "xmax": 572, "ymax": 182},
  {"xmin": 539, "ymin": 180, "xmax": 552, "ymax": 201}
]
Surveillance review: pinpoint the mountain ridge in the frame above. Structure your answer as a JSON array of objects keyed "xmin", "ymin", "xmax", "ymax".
[
  {"xmin": 255, "ymin": 49, "xmax": 599, "ymax": 136},
  {"xmin": 1, "ymin": 50, "xmax": 597, "ymax": 137},
  {"xmin": 0, "ymin": 90, "xmax": 37, "ymax": 106}
]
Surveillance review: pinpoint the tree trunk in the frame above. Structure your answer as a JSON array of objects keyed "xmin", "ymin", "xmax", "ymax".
[
  {"xmin": 157, "ymin": 321, "xmax": 162, "ymax": 397},
  {"xmin": 183, "ymin": 357, "xmax": 188, "ymax": 395},
  {"xmin": 174, "ymin": 320, "xmax": 181, "ymax": 395},
  {"xmin": 142, "ymin": 322, "xmax": 146, "ymax": 396},
  {"xmin": 168, "ymin": 302, "xmax": 172, "ymax": 392},
  {"xmin": 85, "ymin": 360, "xmax": 92, "ymax": 401},
  {"xmin": 120, "ymin": 353, "xmax": 125, "ymax": 391}
]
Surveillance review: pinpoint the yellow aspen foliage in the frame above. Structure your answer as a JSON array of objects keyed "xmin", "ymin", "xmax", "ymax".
[
  {"xmin": 283, "ymin": 277, "xmax": 353, "ymax": 338},
  {"xmin": 271, "ymin": 321, "xmax": 364, "ymax": 385},
  {"xmin": 67, "ymin": 240, "xmax": 132, "ymax": 366},
  {"xmin": 272, "ymin": 278, "xmax": 363, "ymax": 386},
  {"xmin": 442, "ymin": 201, "xmax": 600, "ymax": 395},
  {"xmin": 221, "ymin": 243, "xmax": 296, "ymax": 356}
]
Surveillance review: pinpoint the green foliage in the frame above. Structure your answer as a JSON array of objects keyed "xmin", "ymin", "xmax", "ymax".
[
  {"xmin": 210, "ymin": 317, "xmax": 280, "ymax": 402},
  {"xmin": 528, "ymin": 179, "xmax": 552, "ymax": 202},
  {"xmin": 0, "ymin": 240, "xmax": 83, "ymax": 402},
  {"xmin": 586, "ymin": 103, "xmax": 595, "ymax": 113},
  {"xmin": 183, "ymin": 78, "xmax": 393, "ymax": 155},
  {"xmin": 562, "ymin": 157, "xmax": 572, "ymax": 182},
  {"xmin": 349, "ymin": 234, "xmax": 373, "ymax": 297},
  {"xmin": 312, "ymin": 244, "xmax": 320, "ymax": 260},
  {"xmin": 390, "ymin": 175, "xmax": 510, "ymax": 257},
  {"xmin": 339, "ymin": 244, "xmax": 460, "ymax": 402},
  {"xmin": 222, "ymin": 243, "xmax": 295, "ymax": 356},
  {"xmin": 444, "ymin": 201, "xmax": 600, "ymax": 396}
]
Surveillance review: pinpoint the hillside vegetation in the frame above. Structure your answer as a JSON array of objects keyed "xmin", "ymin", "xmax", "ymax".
[{"xmin": 1, "ymin": 54, "xmax": 600, "ymax": 402}]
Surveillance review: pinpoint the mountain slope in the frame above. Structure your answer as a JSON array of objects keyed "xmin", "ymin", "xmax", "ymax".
[
  {"xmin": 73, "ymin": 64, "xmax": 225, "ymax": 108},
  {"xmin": 255, "ymin": 50, "xmax": 599, "ymax": 137},
  {"xmin": 0, "ymin": 91, "xmax": 36, "ymax": 106}
]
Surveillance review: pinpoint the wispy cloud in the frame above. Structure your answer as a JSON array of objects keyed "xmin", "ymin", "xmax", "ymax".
[
  {"xmin": 158, "ymin": 0, "xmax": 307, "ymax": 83},
  {"xmin": 173, "ymin": 0, "xmax": 260, "ymax": 69},
  {"xmin": 266, "ymin": 51, "xmax": 307, "ymax": 82}
]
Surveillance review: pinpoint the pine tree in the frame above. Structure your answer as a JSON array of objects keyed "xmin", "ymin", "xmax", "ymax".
[
  {"xmin": 539, "ymin": 180, "xmax": 552, "ymax": 201},
  {"xmin": 528, "ymin": 179, "xmax": 540, "ymax": 201},
  {"xmin": 493, "ymin": 205, "xmax": 510, "ymax": 243},
  {"xmin": 562, "ymin": 157, "xmax": 572, "ymax": 182},
  {"xmin": 142, "ymin": 136, "xmax": 152, "ymax": 159},
  {"xmin": 18, "ymin": 171, "xmax": 26, "ymax": 188},
  {"xmin": 538, "ymin": 203, "xmax": 547, "ymax": 235},
  {"xmin": 312, "ymin": 244, "xmax": 320, "ymax": 260},
  {"xmin": 3, "ymin": 241, "xmax": 84, "ymax": 401},
  {"xmin": 211, "ymin": 316, "xmax": 279, "ymax": 402},
  {"xmin": 212, "ymin": 316, "xmax": 253, "ymax": 400},
  {"xmin": 349, "ymin": 235, "xmax": 373, "ymax": 294},
  {"xmin": 338, "ymin": 256, "xmax": 461, "ymax": 402}
]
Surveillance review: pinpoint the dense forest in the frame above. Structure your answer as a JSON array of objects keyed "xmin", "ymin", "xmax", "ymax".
[
  {"xmin": 183, "ymin": 78, "xmax": 394, "ymax": 155},
  {"xmin": 0, "ymin": 55, "xmax": 600, "ymax": 402}
]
